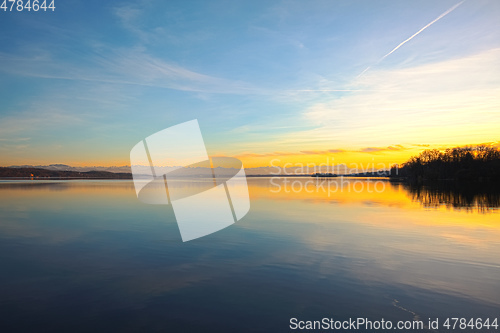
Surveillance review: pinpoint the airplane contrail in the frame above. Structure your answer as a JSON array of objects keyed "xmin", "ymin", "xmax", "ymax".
[
  {"xmin": 358, "ymin": 1, "xmax": 465, "ymax": 77},
  {"xmin": 381, "ymin": 0, "xmax": 465, "ymax": 61}
]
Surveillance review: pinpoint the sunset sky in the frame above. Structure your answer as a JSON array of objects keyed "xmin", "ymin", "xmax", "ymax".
[{"xmin": 0, "ymin": 0, "xmax": 499, "ymax": 168}]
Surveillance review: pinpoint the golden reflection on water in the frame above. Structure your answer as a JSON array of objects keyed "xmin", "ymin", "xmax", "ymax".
[
  {"xmin": 248, "ymin": 177, "xmax": 500, "ymax": 212},
  {"xmin": 248, "ymin": 177, "xmax": 414, "ymax": 207}
]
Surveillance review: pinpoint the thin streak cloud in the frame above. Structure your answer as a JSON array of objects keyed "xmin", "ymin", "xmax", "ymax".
[
  {"xmin": 381, "ymin": 1, "xmax": 465, "ymax": 61},
  {"xmin": 0, "ymin": 50, "xmax": 262, "ymax": 95},
  {"xmin": 359, "ymin": 0, "xmax": 465, "ymax": 77}
]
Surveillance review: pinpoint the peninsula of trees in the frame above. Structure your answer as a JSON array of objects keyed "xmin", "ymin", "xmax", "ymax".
[{"xmin": 391, "ymin": 145, "xmax": 500, "ymax": 181}]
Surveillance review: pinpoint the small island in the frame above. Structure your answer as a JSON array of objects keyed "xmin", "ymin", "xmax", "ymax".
[{"xmin": 311, "ymin": 172, "xmax": 338, "ymax": 178}]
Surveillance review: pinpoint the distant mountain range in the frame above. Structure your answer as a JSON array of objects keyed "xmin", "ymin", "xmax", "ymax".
[
  {"xmin": 6, "ymin": 164, "xmax": 133, "ymax": 174},
  {"xmin": 0, "ymin": 167, "xmax": 132, "ymax": 179}
]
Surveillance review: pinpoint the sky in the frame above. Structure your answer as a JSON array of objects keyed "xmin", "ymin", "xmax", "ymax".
[{"xmin": 0, "ymin": 0, "xmax": 499, "ymax": 169}]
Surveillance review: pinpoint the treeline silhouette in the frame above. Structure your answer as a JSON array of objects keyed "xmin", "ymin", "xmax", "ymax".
[{"xmin": 392, "ymin": 145, "xmax": 500, "ymax": 181}]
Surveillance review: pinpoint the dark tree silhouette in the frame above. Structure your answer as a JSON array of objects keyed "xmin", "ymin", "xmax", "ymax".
[{"xmin": 392, "ymin": 145, "xmax": 500, "ymax": 181}]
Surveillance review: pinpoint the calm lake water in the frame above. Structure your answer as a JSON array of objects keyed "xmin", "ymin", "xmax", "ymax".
[{"xmin": 0, "ymin": 178, "xmax": 499, "ymax": 332}]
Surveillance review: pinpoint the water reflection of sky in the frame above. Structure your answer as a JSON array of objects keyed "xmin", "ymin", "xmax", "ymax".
[{"xmin": 0, "ymin": 179, "xmax": 499, "ymax": 332}]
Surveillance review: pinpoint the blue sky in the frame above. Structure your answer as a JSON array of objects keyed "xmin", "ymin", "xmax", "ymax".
[{"xmin": 0, "ymin": 0, "xmax": 499, "ymax": 167}]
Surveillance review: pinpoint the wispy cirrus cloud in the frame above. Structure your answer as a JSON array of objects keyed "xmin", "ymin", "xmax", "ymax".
[
  {"xmin": 0, "ymin": 0, "xmax": 262, "ymax": 95},
  {"xmin": 0, "ymin": 109, "xmax": 86, "ymax": 139},
  {"xmin": 0, "ymin": 49, "xmax": 261, "ymax": 95},
  {"xmin": 360, "ymin": 145, "xmax": 407, "ymax": 153},
  {"xmin": 300, "ymin": 149, "xmax": 347, "ymax": 155}
]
